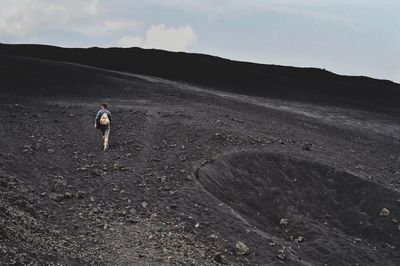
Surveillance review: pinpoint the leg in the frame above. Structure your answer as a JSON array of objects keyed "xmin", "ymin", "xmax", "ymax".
[
  {"xmin": 100, "ymin": 128, "xmax": 106, "ymax": 149},
  {"xmin": 103, "ymin": 126, "xmax": 110, "ymax": 151}
]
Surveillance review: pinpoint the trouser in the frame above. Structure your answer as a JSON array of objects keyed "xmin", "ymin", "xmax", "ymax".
[{"xmin": 100, "ymin": 126, "xmax": 110, "ymax": 149}]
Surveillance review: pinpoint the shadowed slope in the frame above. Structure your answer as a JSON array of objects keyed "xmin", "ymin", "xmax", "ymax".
[
  {"xmin": 0, "ymin": 55, "xmax": 154, "ymax": 98},
  {"xmin": 1, "ymin": 43, "xmax": 400, "ymax": 114},
  {"xmin": 1, "ymin": 47, "xmax": 400, "ymax": 265},
  {"xmin": 197, "ymin": 151, "xmax": 400, "ymax": 265}
]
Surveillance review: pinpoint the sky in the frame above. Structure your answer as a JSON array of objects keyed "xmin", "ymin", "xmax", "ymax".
[{"xmin": 0, "ymin": 0, "xmax": 399, "ymax": 83}]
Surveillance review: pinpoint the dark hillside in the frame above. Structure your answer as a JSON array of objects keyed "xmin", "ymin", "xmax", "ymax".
[
  {"xmin": 1, "ymin": 43, "xmax": 399, "ymax": 114},
  {"xmin": 1, "ymin": 52, "xmax": 399, "ymax": 265}
]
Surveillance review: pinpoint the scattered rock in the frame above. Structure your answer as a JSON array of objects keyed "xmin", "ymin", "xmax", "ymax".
[
  {"xmin": 76, "ymin": 191, "xmax": 86, "ymax": 198},
  {"xmin": 302, "ymin": 143, "xmax": 312, "ymax": 151},
  {"xmin": 208, "ymin": 234, "xmax": 218, "ymax": 240},
  {"xmin": 48, "ymin": 192, "xmax": 64, "ymax": 202},
  {"xmin": 64, "ymin": 192, "xmax": 73, "ymax": 199},
  {"xmin": 127, "ymin": 218, "xmax": 140, "ymax": 224},
  {"xmin": 235, "ymin": 241, "xmax": 249, "ymax": 255},
  {"xmin": 294, "ymin": 236, "xmax": 304, "ymax": 243},
  {"xmin": 277, "ymin": 249, "xmax": 286, "ymax": 260},
  {"xmin": 213, "ymin": 253, "xmax": 227, "ymax": 264},
  {"xmin": 113, "ymin": 163, "xmax": 124, "ymax": 170},
  {"xmin": 279, "ymin": 218, "xmax": 289, "ymax": 227},
  {"xmin": 379, "ymin": 208, "xmax": 390, "ymax": 217}
]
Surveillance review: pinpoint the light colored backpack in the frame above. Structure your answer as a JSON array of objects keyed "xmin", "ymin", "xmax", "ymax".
[{"xmin": 99, "ymin": 112, "xmax": 110, "ymax": 126}]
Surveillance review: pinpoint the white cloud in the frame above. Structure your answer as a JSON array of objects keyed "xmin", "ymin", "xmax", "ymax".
[
  {"xmin": 147, "ymin": 0, "xmax": 353, "ymax": 25},
  {"xmin": 76, "ymin": 19, "xmax": 140, "ymax": 37},
  {"xmin": 0, "ymin": 0, "xmax": 98, "ymax": 37},
  {"xmin": 117, "ymin": 24, "xmax": 197, "ymax": 52},
  {"xmin": 118, "ymin": 35, "xmax": 143, "ymax": 48}
]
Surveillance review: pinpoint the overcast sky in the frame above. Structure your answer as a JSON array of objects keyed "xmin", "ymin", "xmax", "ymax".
[{"xmin": 1, "ymin": 0, "xmax": 399, "ymax": 82}]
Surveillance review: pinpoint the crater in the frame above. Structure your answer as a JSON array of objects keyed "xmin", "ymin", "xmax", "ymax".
[{"xmin": 197, "ymin": 152, "xmax": 399, "ymax": 257}]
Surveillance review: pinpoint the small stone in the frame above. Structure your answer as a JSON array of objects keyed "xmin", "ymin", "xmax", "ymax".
[
  {"xmin": 113, "ymin": 163, "xmax": 123, "ymax": 170},
  {"xmin": 235, "ymin": 241, "xmax": 249, "ymax": 256},
  {"xmin": 379, "ymin": 208, "xmax": 390, "ymax": 217},
  {"xmin": 49, "ymin": 192, "xmax": 64, "ymax": 202},
  {"xmin": 302, "ymin": 143, "xmax": 312, "ymax": 151},
  {"xmin": 280, "ymin": 218, "xmax": 289, "ymax": 227},
  {"xmin": 64, "ymin": 192, "xmax": 73, "ymax": 198},
  {"xmin": 213, "ymin": 253, "xmax": 227, "ymax": 264},
  {"xmin": 208, "ymin": 234, "xmax": 218, "ymax": 240},
  {"xmin": 127, "ymin": 218, "xmax": 140, "ymax": 224},
  {"xmin": 277, "ymin": 249, "xmax": 286, "ymax": 260},
  {"xmin": 294, "ymin": 236, "xmax": 304, "ymax": 243},
  {"xmin": 76, "ymin": 191, "xmax": 86, "ymax": 198}
]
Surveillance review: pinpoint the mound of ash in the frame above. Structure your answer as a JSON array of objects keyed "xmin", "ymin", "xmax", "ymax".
[
  {"xmin": 1, "ymin": 43, "xmax": 400, "ymax": 114},
  {"xmin": 197, "ymin": 151, "xmax": 400, "ymax": 265}
]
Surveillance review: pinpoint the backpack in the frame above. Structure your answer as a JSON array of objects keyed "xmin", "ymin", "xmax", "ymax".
[{"xmin": 99, "ymin": 112, "xmax": 110, "ymax": 126}]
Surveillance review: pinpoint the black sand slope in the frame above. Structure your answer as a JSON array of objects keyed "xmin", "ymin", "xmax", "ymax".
[
  {"xmin": 198, "ymin": 152, "xmax": 400, "ymax": 265},
  {"xmin": 1, "ymin": 43, "xmax": 400, "ymax": 115},
  {"xmin": 0, "ymin": 54, "xmax": 400, "ymax": 265}
]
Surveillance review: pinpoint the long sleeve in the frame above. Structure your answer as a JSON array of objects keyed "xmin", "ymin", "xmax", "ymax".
[
  {"xmin": 95, "ymin": 110, "xmax": 102, "ymax": 126},
  {"xmin": 107, "ymin": 111, "xmax": 112, "ymax": 124}
]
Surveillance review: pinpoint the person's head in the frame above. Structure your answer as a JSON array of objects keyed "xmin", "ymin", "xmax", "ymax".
[{"xmin": 101, "ymin": 103, "xmax": 107, "ymax": 110}]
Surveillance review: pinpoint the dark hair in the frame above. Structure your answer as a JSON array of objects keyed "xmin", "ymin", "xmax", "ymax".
[{"xmin": 101, "ymin": 103, "xmax": 108, "ymax": 109}]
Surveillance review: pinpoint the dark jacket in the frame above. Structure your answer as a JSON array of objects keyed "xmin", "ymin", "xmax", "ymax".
[{"xmin": 95, "ymin": 109, "xmax": 112, "ymax": 128}]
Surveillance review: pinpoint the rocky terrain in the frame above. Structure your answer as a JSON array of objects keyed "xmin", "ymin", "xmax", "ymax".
[{"xmin": 0, "ymin": 52, "xmax": 399, "ymax": 265}]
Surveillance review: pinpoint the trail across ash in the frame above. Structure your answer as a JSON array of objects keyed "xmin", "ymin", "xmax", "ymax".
[{"xmin": 42, "ymin": 58, "xmax": 400, "ymax": 139}]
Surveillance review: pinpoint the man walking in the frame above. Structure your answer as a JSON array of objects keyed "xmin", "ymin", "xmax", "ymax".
[{"xmin": 94, "ymin": 103, "xmax": 112, "ymax": 151}]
